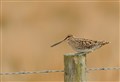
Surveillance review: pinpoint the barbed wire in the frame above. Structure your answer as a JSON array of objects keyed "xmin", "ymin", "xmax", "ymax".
[
  {"xmin": 87, "ymin": 67, "xmax": 120, "ymax": 71},
  {"xmin": 0, "ymin": 70, "xmax": 64, "ymax": 75},
  {"xmin": 0, "ymin": 67, "xmax": 120, "ymax": 75}
]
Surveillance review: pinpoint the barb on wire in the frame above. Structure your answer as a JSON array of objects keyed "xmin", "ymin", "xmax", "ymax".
[{"xmin": 0, "ymin": 67, "xmax": 120, "ymax": 75}]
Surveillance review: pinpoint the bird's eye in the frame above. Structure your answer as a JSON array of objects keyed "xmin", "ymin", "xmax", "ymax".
[{"xmin": 67, "ymin": 34, "xmax": 72, "ymax": 37}]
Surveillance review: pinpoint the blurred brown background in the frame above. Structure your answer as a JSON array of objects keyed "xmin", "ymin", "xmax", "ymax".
[{"xmin": 0, "ymin": 0, "xmax": 119, "ymax": 82}]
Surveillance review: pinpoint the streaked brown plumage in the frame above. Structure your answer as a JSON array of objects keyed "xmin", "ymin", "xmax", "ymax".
[{"xmin": 51, "ymin": 34, "xmax": 110, "ymax": 53}]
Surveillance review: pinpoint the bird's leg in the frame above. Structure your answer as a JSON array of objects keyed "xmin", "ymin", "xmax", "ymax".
[
  {"xmin": 75, "ymin": 52, "xmax": 86, "ymax": 56},
  {"xmin": 75, "ymin": 52, "xmax": 89, "ymax": 55}
]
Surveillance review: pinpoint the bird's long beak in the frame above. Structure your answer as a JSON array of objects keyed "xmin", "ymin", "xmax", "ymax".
[{"xmin": 51, "ymin": 36, "xmax": 69, "ymax": 47}]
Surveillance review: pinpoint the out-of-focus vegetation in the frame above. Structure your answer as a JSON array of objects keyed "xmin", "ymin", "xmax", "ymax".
[{"xmin": 1, "ymin": 1, "xmax": 119, "ymax": 82}]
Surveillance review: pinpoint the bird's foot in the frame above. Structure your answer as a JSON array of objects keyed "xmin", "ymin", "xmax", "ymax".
[
  {"xmin": 75, "ymin": 51, "xmax": 91, "ymax": 56},
  {"xmin": 75, "ymin": 52, "xmax": 86, "ymax": 56}
]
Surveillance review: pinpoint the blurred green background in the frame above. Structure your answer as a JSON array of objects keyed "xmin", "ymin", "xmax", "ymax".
[{"xmin": 0, "ymin": 0, "xmax": 119, "ymax": 82}]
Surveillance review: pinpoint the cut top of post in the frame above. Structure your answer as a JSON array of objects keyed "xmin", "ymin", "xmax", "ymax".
[{"xmin": 64, "ymin": 52, "xmax": 87, "ymax": 56}]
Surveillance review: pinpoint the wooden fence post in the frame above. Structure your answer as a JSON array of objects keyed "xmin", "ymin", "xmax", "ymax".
[{"xmin": 64, "ymin": 53, "xmax": 87, "ymax": 82}]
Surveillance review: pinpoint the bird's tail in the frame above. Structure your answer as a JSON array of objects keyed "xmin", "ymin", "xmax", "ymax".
[{"xmin": 101, "ymin": 41, "xmax": 110, "ymax": 45}]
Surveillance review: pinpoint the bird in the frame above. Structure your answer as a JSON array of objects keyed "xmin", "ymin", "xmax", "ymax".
[{"xmin": 51, "ymin": 34, "xmax": 110, "ymax": 54}]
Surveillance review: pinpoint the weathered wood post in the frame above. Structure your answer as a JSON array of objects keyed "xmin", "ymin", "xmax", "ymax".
[{"xmin": 64, "ymin": 53, "xmax": 87, "ymax": 82}]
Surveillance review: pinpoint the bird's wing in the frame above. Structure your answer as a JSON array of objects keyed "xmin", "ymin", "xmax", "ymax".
[{"xmin": 75, "ymin": 38, "xmax": 99, "ymax": 49}]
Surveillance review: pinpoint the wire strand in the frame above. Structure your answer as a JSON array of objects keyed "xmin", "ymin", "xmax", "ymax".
[{"xmin": 0, "ymin": 67, "xmax": 120, "ymax": 75}]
